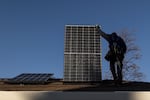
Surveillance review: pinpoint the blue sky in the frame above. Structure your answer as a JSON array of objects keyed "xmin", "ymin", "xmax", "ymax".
[{"xmin": 0, "ymin": 0, "xmax": 150, "ymax": 82}]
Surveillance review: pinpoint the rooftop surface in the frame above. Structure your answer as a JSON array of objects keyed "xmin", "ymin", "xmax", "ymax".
[{"xmin": 0, "ymin": 80, "xmax": 150, "ymax": 91}]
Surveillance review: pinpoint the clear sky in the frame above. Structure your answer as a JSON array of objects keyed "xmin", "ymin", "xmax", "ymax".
[{"xmin": 0, "ymin": 0, "xmax": 150, "ymax": 82}]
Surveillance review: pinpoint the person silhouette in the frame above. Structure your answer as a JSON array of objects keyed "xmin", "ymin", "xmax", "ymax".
[{"xmin": 96, "ymin": 25, "xmax": 127, "ymax": 84}]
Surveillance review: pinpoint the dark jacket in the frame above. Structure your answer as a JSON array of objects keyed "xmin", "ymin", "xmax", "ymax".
[{"xmin": 99, "ymin": 31, "xmax": 127, "ymax": 54}]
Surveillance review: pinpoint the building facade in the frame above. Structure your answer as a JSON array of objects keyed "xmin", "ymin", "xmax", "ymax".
[{"xmin": 64, "ymin": 25, "xmax": 102, "ymax": 82}]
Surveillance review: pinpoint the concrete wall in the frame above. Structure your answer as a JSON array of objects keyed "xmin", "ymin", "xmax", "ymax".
[{"xmin": 0, "ymin": 91, "xmax": 150, "ymax": 100}]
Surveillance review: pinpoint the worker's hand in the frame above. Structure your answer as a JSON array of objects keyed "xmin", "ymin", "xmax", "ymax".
[{"xmin": 95, "ymin": 25, "xmax": 102, "ymax": 34}]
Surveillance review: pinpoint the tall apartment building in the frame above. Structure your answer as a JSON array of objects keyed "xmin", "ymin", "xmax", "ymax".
[{"xmin": 64, "ymin": 25, "xmax": 102, "ymax": 82}]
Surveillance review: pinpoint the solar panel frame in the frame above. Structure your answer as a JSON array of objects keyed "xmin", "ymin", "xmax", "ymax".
[{"xmin": 8, "ymin": 73, "xmax": 53, "ymax": 84}]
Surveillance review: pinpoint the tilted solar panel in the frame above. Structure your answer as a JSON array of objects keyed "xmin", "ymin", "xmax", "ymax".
[{"xmin": 8, "ymin": 73, "xmax": 53, "ymax": 84}]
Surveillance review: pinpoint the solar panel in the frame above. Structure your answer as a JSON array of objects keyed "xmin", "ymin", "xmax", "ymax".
[{"xmin": 9, "ymin": 73, "xmax": 53, "ymax": 84}]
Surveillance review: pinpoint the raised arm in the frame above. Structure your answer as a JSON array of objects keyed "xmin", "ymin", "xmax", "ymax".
[{"xmin": 96, "ymin": 25, "xmax": 110, "ymax": 42}]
